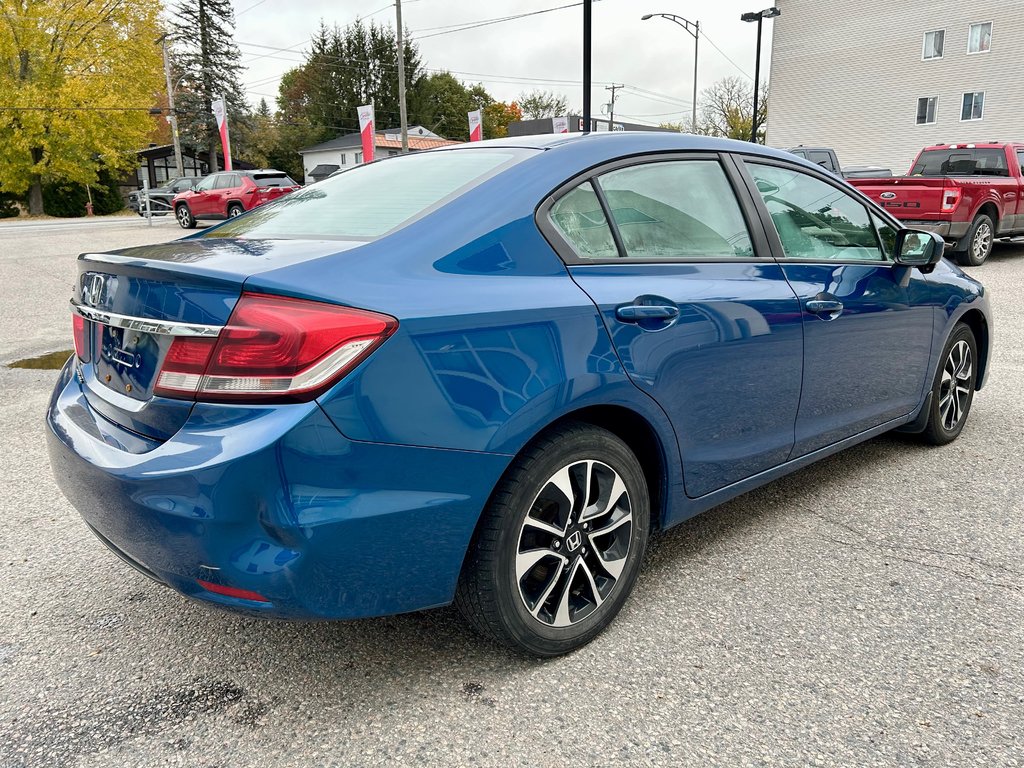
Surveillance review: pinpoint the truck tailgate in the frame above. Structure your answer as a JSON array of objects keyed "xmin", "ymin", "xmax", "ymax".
[{"xmin": 847, "ymin": 177, "xmax": 950, "ymax": 221}]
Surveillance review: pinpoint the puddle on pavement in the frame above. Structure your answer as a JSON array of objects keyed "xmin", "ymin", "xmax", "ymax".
[{"xmin": 8, "ymin": 350, "xmax": 73, "ymax": 369}]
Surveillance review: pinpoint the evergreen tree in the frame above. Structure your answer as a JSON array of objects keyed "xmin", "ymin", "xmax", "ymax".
[{"xmin": 171, "ymin": 0, "xmax": 247, "ymax": 172}]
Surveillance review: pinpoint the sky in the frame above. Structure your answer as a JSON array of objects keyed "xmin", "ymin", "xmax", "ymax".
[{"xmin": 231, "ymin": 0, "xmax": 776, "ymax": 132}]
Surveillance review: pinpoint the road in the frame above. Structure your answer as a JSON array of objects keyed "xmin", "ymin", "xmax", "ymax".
[{"xmin": 0, "ymin": 223, "xmax": 1021, "ymax": 767}]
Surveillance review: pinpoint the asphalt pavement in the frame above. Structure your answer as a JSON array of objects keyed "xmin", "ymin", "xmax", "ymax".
[{"xmin": 0, "ymin": 223, "xmax": 1021, "ymax": 767}]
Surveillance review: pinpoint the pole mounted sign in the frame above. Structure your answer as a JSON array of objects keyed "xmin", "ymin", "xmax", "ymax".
[
  {"xmin": 211, "ymin": 96, "xmax": 232, "ymax": 171},
  {"xmin": 468, "ymin": 110, "xmax": 482, "ymax": 142},
  {"xmin": 358, "ymin": 104, "xmax": 376, "ymax": 163}
]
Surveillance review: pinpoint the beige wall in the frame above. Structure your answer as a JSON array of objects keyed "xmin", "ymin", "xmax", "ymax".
[{"xmin": 766, "ymin": 0, "xmax": 1024, "ymax": 173}]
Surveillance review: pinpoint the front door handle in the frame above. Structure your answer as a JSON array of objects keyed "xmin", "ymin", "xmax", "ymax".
[
  {"xmin": 615, "ymin": 304, "xmax": 680, "ymax": 322},
  {"xmin": 805, "ymin": 299, "xmax": 843, "ymax": 313}
]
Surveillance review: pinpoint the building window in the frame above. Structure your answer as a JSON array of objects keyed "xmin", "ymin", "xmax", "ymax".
[
  {"xmin": 922, "ymin": 30, "xmax": 944, "ymax": 59},
  {"xmin": 968, "ymin": 22, "xmax": 992, "ymax": 53},
  {"xmin": 916, "ymin": 97, "xmax": 937, "ymax": 125},
  {"xmin": 961, "ymin": 91, "xmax": 985, "ymax": 121},
  {"xmin": 355, "ymin": 152, "xmax": 363, "ymax": 164},
  {"xmin": 339, "ymin": 155, "xmax": 346, "ymax": 165}
]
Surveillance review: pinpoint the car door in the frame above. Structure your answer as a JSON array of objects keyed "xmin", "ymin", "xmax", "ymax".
[
  {"xmin": 188, "ymin": 174, "xmax": 218, "ymax": 215},
  {"xmin": 735, "ymin": 156, "xmax": 934, "ymax": 456},
  {"xmin": 212, "ymin": 173, "xmax": 240, "ymax": 216},
  {"xmin": 542, "ymin": 154, "xmax": 804, "ymax": 498}
]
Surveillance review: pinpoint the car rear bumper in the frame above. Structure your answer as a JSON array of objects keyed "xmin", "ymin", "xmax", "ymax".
[
  {"xmin": 901, "ymin": 220, "xmax": 971, "ymax": 241},
  {"xmin": 46, "ymin": 357, "xmax": 511, "ymax": 620}
]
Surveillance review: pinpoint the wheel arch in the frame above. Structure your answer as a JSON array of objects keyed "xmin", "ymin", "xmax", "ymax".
[
  {"xmin": 976, "ymin": 201, "xmax": 1000, "ymax": 228},
  {"xmin": 958, "ymin": 307, "xmax": 990, "ymax": 389}
]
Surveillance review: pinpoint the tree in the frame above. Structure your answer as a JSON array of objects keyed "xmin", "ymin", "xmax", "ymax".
[
  {"xmin": 408, "ymin": 72, "xmax": 484, "ymax": 141},
  {"xmin": 171, "ymin": 0, "xmax": 247, "ymax": 172},
  {"xmin": 484, "ymin": 101, "xmax": 522, "ymax": 139},
  {"xmin": 0, "ymin": 1, "xmax": 164, "ymax": 214},
  {"xmin": 693, "ymin": 76, "xmax": 768, "ymax": 142},
  {"xmin": 517, "ymin": 89, "xmax": 569, "ymax": 120}
]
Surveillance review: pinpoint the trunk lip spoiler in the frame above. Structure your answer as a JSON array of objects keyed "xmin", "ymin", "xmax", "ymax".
[{"xmin": 69, "ymin": 300, "xmax": 223, "ymax": 338}]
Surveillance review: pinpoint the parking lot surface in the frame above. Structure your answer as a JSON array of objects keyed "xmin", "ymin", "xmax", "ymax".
[{"xmin": 0, "ymin": 222, "xmax": 1021, "ymax": 767}]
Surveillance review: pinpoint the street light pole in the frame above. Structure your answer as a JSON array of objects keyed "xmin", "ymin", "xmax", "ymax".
[
  {"xmin": 741, "ymin": 7, "xmax": 780, "ymax": 144},
  {"xmin": 157, "ymin": 34, "xmax": 184, "ymax": 177},
  {"xmin": 395, "ymin": 0, "xmax": 409, "ymax": 152},
  {"xmin": 582, "ymin": 0, "xmax": 592, "ymax": 132},
  {"xmin": 641, "ymin": 13, "xmax": 699, "ymax": 132}
]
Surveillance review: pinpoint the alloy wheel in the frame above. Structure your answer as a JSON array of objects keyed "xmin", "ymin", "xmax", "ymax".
[
  {"xmin": 176, "ymin": 207, "xmax": 190, "ymax": 227},
  {"xmin": 515, "ymin": 460, "xmax": 634, "ymax": 627},
  {"xmin": 939, "ymin": 339, "xmax": 972, "ymax": 431},
  {"xmin": 972, "ymin": 221, "xmax": 992, "ymax": 262}
]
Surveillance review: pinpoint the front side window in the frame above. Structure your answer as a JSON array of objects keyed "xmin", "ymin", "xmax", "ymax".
[
  {"xmin": 961, "ymin": 91, "xmax": 985, "ymax": 121},
  {"xmin": 916, "ymin": 97, "xmax": 937, "ymax": 125},
  {"xmin": 549, "ymin": 182, "xmax": 618, "ymax": 259},
  {"xmin": 193, "ymin": 175, "xmax": 217, "ymax": 192},
  {"xmin": 968, "ymin": 22, "xmax": 992, "ymax": 53},
  {"xmin": 594, "ymin": 160, "xmax": 755, "ymax": 259},
  {"xmin": 745, "ymin": 162, "xmax": 885, "ymax": 262},
  {"xmin": 923, "ymin": 30, "xmax": 944, "ymax": 59}
]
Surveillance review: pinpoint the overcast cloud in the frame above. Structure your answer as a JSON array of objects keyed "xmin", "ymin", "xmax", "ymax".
[{"xmin": 232, "ymin": 0, "xmax": 776, "ymax": 131}]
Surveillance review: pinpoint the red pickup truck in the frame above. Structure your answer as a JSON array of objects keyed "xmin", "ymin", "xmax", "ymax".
[{"xmin": 848, "ymin": 142, "xmax": 1024, "ymax": 266}]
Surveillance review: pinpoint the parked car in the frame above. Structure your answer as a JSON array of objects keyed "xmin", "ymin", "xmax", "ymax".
[
  {"xmin": 786, "ymin": 147, "xmax": 892, "ymax": 179},
  {"xmin": 849, "ymin": 142, "xmax": 1024, "ymax": 266},
  {"xmin": 128, "ymin": 176, "xmax": 201, "ymax": 215},
  {"xmin": 172, "ymin": 169, "xmax": 299, "ymax": 228},
  {"xmin": 48, "ymin": 133, "xmax": 991, "ymax": 657}
]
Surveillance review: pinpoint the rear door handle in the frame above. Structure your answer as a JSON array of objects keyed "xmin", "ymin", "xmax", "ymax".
[{"xmin": 615, "ymin": 305, "xmax": 680, "ymax": 322}]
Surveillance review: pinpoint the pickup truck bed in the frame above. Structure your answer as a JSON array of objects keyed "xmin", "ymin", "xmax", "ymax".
[{"xmin": 849, "ymin": 143, "xmax": 1024, "ymax": 266}]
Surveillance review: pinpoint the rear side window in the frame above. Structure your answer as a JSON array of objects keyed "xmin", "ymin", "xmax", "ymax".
[
  {"xmin": 215, "ymin": 174, "xmax": 240, "ymax": 189},
  {"xmin": 910, "ymin": 148, "xmax": 1008, "ymax": 177},
  {"xmin": 595, "ymin": 160, "xmax": 754, "ymax": 259},
  {"xmin": 549, "ymin": 182, "xmax": 618, "ymax": 259},
  {"xmin": 203, "ymin": 149, "xmax": 526, "ymax": 240}
]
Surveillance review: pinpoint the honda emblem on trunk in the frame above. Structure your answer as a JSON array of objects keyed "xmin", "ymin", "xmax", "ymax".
[{"xmin": 82, "ymin": 273, "xmax": 116, "ymax": 308}]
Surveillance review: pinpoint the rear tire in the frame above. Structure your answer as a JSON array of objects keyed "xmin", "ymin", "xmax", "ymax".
[
  {"xmin": 456, "ymin": 422, "xmax": 650, "ymax": 657},
  {"xmin": 175, "ymin": 204, "xmax": 196, "ymax": 229},
  {"xmin": 919, "ymin": 323, "xmax": 977, "ymax": 445},
  {"xmin": 227, "ymin": 202, "xmax": 244, "ymax": 218},
  {"xmin": 956, "ymin": 214, "xmax": 994, "ymax": 266}
]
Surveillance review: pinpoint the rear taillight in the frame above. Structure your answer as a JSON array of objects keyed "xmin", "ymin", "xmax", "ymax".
[
  {"xmin": 941, "ymin": 187, "xmax": 962, "ymax": 211},
  {"xmin": 72, "ymin": 314, "xmax": 89, "ymax": 361},
  {"xmin": 154, "ymin": 293, "xmax": 397, "ymax": 402}
]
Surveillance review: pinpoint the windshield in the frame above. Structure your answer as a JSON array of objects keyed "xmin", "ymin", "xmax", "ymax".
[
  {"xmin": 203, "ymin": 149, "xmax": 528, "ymax": 240},
  {"xmin": 910, "ymin": 148, "xmax": 1009, "ymax": 177}
]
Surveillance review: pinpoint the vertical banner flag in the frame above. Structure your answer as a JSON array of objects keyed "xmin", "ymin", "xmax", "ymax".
[
  {"xmin": 552, "ymin": 115, "xmax": 569, "ymax": 134},
  {"xmin": 211, "ymin": 96, "xmax": 232, "ymax": 171},
  {"xmin": 358, "ymin": 104, "xmax": 375, "ymax": 163},
  {"xmin": 468, "ymin": 109, "xmax": 483, "ymax": 142}
]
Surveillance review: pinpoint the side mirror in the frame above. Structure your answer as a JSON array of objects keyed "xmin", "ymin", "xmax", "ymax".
[{"xmin": 894, "ymin": 229, "xmax": 945, "ymax": 272}]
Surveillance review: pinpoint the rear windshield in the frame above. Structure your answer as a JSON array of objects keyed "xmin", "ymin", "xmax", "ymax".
[
  {"xmin": 910, "ymin": 148, "xmax": 1009, "ymax": 177},
  {"xmin": 253, "ymin": 173, "xmax": 296, "ymax": 187},
  {"xmin": 204, "ymin": 149, "xmax": 527, "ymax": 240}
]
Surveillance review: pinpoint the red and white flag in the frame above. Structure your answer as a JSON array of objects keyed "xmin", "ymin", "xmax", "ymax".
[
  {"xmin": 468, "ymin": 109, "xmax": 482, "ymax": 142},
  {"xmin": 212, "ymin": 96, "xmax": 232, "ymax": 170},
  {"xmin": 358, "ymin": 104, "xmax": 375, "ymax": 163}
]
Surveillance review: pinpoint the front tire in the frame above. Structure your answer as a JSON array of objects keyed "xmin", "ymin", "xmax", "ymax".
[
  {"xmin": 456, "ymin": 423, "xmax": 650, "ymax": 657},
  {"xmin": 919, "ymin": 323, "xmax": 977, "ymax": 445},
  {"xmin": 956, "ymin": 214, "xmax": 995, "ymax": 267},
  {"xmin": 175, "ymin": 204, "xmax": 196, "ymax": 229}
]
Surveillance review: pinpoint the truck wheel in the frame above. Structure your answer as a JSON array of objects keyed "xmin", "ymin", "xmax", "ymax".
[{"xmin": 956, "ymin": 214, "xmax": 994, "ymax": 267}]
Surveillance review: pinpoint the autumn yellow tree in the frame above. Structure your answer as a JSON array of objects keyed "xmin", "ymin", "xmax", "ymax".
[{"xmin": 0, "ymin": 0, "xmax": 164, "ymax": 214}]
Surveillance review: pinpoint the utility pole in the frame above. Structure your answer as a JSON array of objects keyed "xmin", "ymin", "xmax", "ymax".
[
  {"xmin": 158, "ymin": 34, "xmax": 184, "ymax": 177},
  {"xmin": 605, "ymin": 83, "xmax": 622, "ymax": 129},
  {"xmin": 582, "ymin": 0, "xmax": 592, "ymax": 132},
  {"xmin": 395, "ymin": 0, "xmax": 409, "ymax": 152}
]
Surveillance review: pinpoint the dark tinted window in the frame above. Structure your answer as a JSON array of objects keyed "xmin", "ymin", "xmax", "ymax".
[
  {"xmin": 910, "ymin": 148, "xmax": 1008, "ymax": 177},
  {"xmin": 808, "ymin": 151, "xmax": 836, "ymax": 171},
  {"xmin": 204, "ymin": 149, "xmax": 525, "ymax": 240},
  {"xmin": 253, "ymin": 173, "xmax": 297, "ymax": 187}
]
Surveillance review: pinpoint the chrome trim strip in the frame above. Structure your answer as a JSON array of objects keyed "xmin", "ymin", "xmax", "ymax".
[{"xmin": 69, "ymin": 300, "xmax": 223, "ymax": 337}]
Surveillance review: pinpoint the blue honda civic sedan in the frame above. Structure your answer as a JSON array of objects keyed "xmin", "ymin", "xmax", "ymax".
[{"xmin": 47, "ymin": 133, "xmax": 991, "ymax": 656}]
